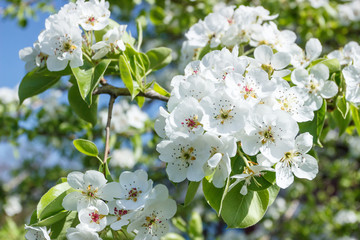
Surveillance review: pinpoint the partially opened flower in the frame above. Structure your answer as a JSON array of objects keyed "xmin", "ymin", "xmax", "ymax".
[
  {"xmin": 78, "ymin": 200, "xmax": 109, "ymax": 232},
  {"xmin": 107, "ymin": 201, "xmax": 135, "ymax": 230},
  {"xmin": 66, "ymin": 224, "xmax": 101, "ymax": 240},
  {"xmin": 25, "ymin": 225, "xmax": 51, "ymax": 240}
]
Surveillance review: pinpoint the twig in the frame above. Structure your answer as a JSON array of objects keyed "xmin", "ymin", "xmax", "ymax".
[
  {"xmin": 93, "ymin": 84, "xmax": 169, "ymax": 102},
  {"xmin": 103, "ymin": 95, "xmax": 116, "ymax": 165}
]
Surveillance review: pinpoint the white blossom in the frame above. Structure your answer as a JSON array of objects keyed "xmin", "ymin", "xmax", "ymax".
[{"xmin": 25, "ymin": 225, "xmax": 50, "ymax": 240}]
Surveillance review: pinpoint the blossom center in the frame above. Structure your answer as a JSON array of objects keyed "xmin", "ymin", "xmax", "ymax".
[
  {"xmin": 86, "ymin": 16, "xmax": 98, "ymax": 26},
  {"xmin": 114, "ymin": 207, "xmax": 128, "ymax": 221},
  {"xmin": 89, "ymin": 210, "xmax": 104, "ymax": 224},
  {"xmin": 181, "ymin": 147, "xmax": 196, "ymax": 161},
  {"xmin": 259, "ymin": 126, "xmax": 275, "ymax": 144},
  {"xmin": 181, "ymin": 115, "xmax": 202, "ymax": 130},
  {"xmin": 127, "ymin": 187, "xmax": 142, "ymax": 202},
  {"xmin": 142, "ymin": 213, "xmax": 162, "ymax": 229},
  {"xmin": 82, "ymin": 185, "xmax": 98, "ymax": 199},
  {"xmin": 215, "ymin": 108, "xmax": 233, "ymax": 124}
]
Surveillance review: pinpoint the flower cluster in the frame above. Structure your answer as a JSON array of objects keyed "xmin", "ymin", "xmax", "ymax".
[
  {"xmin": 329, "ymin": 41, "xmax": 360, "ymax": 106},
  {"xmin": 19, "ymin": 0, "xmax": 127, "ymax": 72},
  {"xmin": 157, "ymin": 18, "xmax": 339, "ymax": 191},
  {"xmin": 25, "ymin": 170, "xmax": 176, "ymax": 240}
]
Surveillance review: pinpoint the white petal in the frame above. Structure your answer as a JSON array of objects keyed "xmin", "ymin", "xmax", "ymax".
[
  {"xmin": 240, "ymin": 135, "xmax": 261, "ymax": 156},
  {"xmin": 292, "ymin": 154, "xmax": 318, "ymax": 180},
  {"xmin": 271, "ymin": 52, "xmax": 291, "ymax": 70},
  {"xmin": 67, "ymin": 171, "xmax": 84, "ymax": 189},
  {"xmin": 291, "ymin": 68, "xmax": 309, "ymax": 87},
  {"xmin": 46, "ymin": 56, "xmax": 68, "ymax": 71},
  {"xmin": 240, "ymin": 184, "xmax": 248, "ymax": 195},
  {"xmin": 101, "ymin": 182, "xmax": 121, "ymax": 201},
  {"xmin": 320, "ymin": 81, "xmax": 338, "ymax": 99},
  {"xmin": 254, "ymin": 45, "xmax": 273, "ymax": 65},
  {"xmin": 311, "ymin": 63, "xmax": 329, "ymax": 81},
  {"xmin": 84, "ymin": 170, "xmax": 107, "ymax": 188},
  {"xmin": 295, "ymin": 132, "xmax": 313, "ymax": 153},
  {"xmin": 62, "ymin": 191, "xmax": 81, "ymax": 211},
  {"xmin": 208, "ymin": 153, "xmax": 222, "ymax": 168},
  {"xmin": 306, "ymin": 38, "xmax": 322, "ymax": 61},
  {"xmin": 275, "ymin": 162, "xmax": 294, "ymax": 189}
]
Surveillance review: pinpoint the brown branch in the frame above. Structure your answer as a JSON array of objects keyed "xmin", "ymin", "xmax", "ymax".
[
  {"xmin": 103, "ymin": 95, "xmax": 116, "ymax": 167},
  {"xmin": 92, "ymin": 84, "xmax": 169, "ymax": 102}
]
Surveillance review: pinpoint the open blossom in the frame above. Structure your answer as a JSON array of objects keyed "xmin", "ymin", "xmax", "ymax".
[
  {"xmin": 92, "ymin": 25, "xmax": 127, "ymax": 60},
  {"xmin": 328, "ymin": 41, "xmax": 360, "ymax": 67},
  {"xmin": 77, "ymin": 0, "xmax": 110, "ymax": 31},
  {"xmin": 25, "ymin": 225, "xmax": 51, "ymax": 240},
  {"xmin": 238, "ymin": 105, "xmax": 299, "ymax": 162},
  {"xmin": 164, "ymin": 97, "xmax": 205, "ymax": 139},
  {"xmin": 291, "ymin": 63, "xmax": 338, "ymax": 110},
  {"xmin": 290, "ymin": 38, "xmax": 322, "ymax": 68},
  {"xmin": 62, "ymin": 170, "xmax": 113, "ymax": 211},
  {"xmin": 103, "ymin": 170, "xmax": 153, "ymax": 210},
  {"xmin": 258, "ymin": 133, "xmax": 318, "ymax": 189},
  {"xmin": 39, "ymin": 16, "xmax": 83, "ymax": 71},
  {"xmin": 157, "ymin": 135, "xmax": 211, "ymax": 182},
  {"xmin": 200, "ymin": 91, "xmax": 248, "ymax": 136},
  {"xmin": 127, "ymin": 185, "xmax": 177, "ymax": 240},
  {"xmin": 253, "ymin": 44, "xmax": 291, "ymax": 78}
]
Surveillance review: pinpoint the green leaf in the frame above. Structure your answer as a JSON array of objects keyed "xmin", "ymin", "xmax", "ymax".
[
  {"xmin": 50, "ymin": 211, "xmax": 79, "ymax": 240},
  {"xmin": 73, "ymin": 139, "xmax": 99, "ymax": 157},
  {"xmin": 18, "ymin": 67, "xmax": 70, "ymax": 104},
  {"xmin": 172, "ymin": 217, "xmax": 187, "ymax": 232},
  {"xmin": 146, "ymin": 47, "xmax": 172, "ymax": 71},
  {"xmin": 35, "ymin": 210, "xmax": 69, "ymax": 227},
  {"xmin": 71, "ymin": 59, "xmax": 110, "ymax": 106},
  {"xmin": 99, "ymin": 162, "xmax": 113, "ymax": 182},
  {"xmin": 162, "ymin": 233, "xmax": 186, "ymax": 240},
  {"xmin": 68, "ymin": 83, "xmax": 99, "ymax": 126},
  {"xmin": 37, "ymin": 182, "xmax": 72, "ymax": 220},
  {"xmin": 330, "ymin": 107, "xmax": 352, "ymax": 136},
  {"xmin": 184, "ymin": 181, "xmax": 200, "ymax": 206},
  {"xmin": 321, "ymin": 58, "xmax": 340, "ymax": 73},
  {"xmin": 350, "ymin": 104, "xmax": 360, "ymax": 136},
  {"xmin": 136, "ymin": 18, "xmax": 143, "ymax": 51},
  {"xmin": 267, "ymin": 185, "xmax": 280, "ymax": 207},
  {"xmin": 30, "ymin": 210, "xmax": 38, "ymax": 225},
  {"xmin": 149, "ymin": 6, "xmax": 165, "ymax": 25},
  {"xmin": 188, "ymin": 212, "xmax": 203, "ymax": 238},
  {"xmin": 135, "ymin": 96, "xmax": 145, "ymax": 108},
  {"xmin": 119, "ymin": 55, "xmax": 136, "ymax": 98},
  {"xmin": 247, "ymin": 171, "xmax": 276, "ymax": 191},
  {"xmin": 336, "ymin": 95, "xmax": 349, "ymax": 118},
  {"xmin": 203, "ymin": 178, "xmax": 270, "ymax": 228},
  {"xmin": 153, "ymin": 82, "xmax": 170, "ymax": 97},
  {"xmin": 299, "ymin": 100, "xmax": 327, "ymax": 146}
]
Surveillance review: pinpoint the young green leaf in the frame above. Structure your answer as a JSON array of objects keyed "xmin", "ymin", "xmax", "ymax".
[
  {"xmin": 153, "ymin": 82, "xmax": 170, "ymax": 97},
  {"xmin": 350, "ymin": 104, "xmax": 360, "ymax": 136},
  {"xmin": 336, "ymin": 95, "xmax": 349, "ymax": 119},
  {"xmin": 18, "ymin": 67, "xmax": 70, "ymax": 104},
  {"xmin": 146, "ymin": 47, "xmax": 172, "ymax": 71},
  {"xmin": 184, "ymin": 181, "xmax": 201, "ymax": 207},
  {"xmin": 68, "ymin": 83, "xmax": 99, "ymax": 126},
  {"xmin": 37, "ymin": 182, "xmax": 72, "ymax": 220},
  {"xmin": 71, "ymin": 59, "xmax": 110, "ymax": 106},
  {"xmin": 188, "ymin": 212, "xmax": 203, "ymax": 239},
  {"xmin": 119, "ymin": 54, "xmax": 136, "ymax": 98},
  {"xmin": 73, "ymin": 139, "xmax": 99, "ymax": 157},
  {"xmin": 50, "ymin": 211, "xmax": 79, "ymax": 240},
  {"xmin": 35, "ymin": 210, "xmax": 69, "ymax": 227}
]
